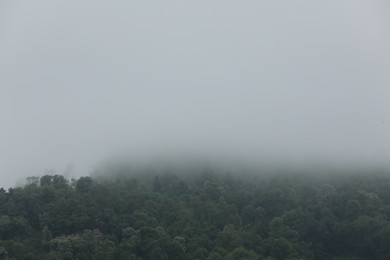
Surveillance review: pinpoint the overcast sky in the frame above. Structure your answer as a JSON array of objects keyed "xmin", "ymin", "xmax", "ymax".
[{"xmin": 1, "ymin": 1, "xmax": 390, "ymax": 187}]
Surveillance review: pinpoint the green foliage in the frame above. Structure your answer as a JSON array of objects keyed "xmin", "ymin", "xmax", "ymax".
[{"xmin": 1, "ymin": 171, "xmax": 390, "ymax": 259}]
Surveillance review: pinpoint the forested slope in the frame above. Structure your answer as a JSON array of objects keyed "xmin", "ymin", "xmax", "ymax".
[{"xmin": 1, "ymin": 170, "xmax": 390, "ymax": 259}]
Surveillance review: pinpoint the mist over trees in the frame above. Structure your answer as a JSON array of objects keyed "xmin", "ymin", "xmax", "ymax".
[
  {"xmin": 1, "ymin": 166, "xmax": 390, "ymax": 259},
  {"xmin": 1, "ymin": 1, "xmax": 389, "ymax": 259}
]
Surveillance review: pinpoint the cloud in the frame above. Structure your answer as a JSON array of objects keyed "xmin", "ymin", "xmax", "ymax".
[{"xmin": 0, "ymin": 0, "xmax": 389, "ymax": 187}]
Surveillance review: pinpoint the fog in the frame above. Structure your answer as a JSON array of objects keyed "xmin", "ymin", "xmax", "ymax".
[{"xmin": 1, "ymin": 1, "xmax": 390, "ymax": 188}]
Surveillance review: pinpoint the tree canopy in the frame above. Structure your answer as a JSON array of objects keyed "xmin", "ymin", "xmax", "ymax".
[{"xmin": 1, "ymin": 169, "xmax": 390, "ymax": 259}]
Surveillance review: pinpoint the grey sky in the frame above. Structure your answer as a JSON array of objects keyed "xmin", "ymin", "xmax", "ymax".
[{"xmin": 1, "ymin": 1, "xmax": 390, "ymax": 187}]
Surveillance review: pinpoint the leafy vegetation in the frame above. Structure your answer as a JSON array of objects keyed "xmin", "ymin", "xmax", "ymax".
[{"xmin": 1, "ymin": 168, "xmax": 390, "ymax": 259}]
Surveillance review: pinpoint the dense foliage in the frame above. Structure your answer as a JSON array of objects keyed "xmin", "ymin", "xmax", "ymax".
[{"xmin": 1, "ymin": 169, "xmax": 390, "ymax": 259}]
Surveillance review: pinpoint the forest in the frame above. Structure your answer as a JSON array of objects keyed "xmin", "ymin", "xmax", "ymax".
[{"xmin": 1, "ymin": 167, "xmax": 390, "ymax": 259}]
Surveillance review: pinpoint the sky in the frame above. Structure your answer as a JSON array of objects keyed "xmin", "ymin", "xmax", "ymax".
[{"xmin": 1, "ymin": 1, "xmax": 390, "ymax": 188}]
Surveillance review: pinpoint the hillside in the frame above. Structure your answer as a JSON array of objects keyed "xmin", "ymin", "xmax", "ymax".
[{"xmin": 1, "ymin": 170, "xmax": 390, "ymax": 259}]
